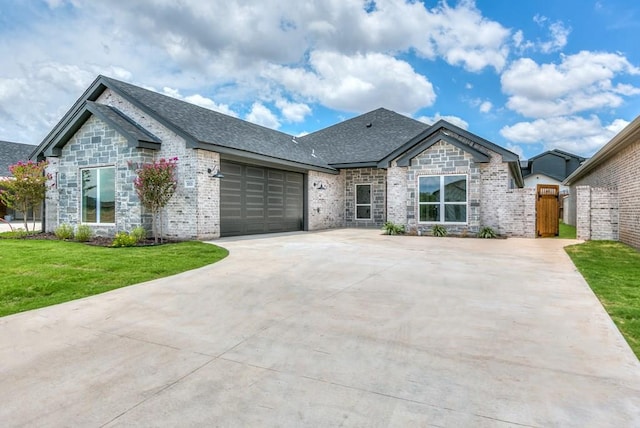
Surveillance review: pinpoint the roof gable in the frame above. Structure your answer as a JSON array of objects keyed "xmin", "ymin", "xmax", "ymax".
[{"xmin": 394, "ymin": 131, "xmax": 490, "ymax": 166}]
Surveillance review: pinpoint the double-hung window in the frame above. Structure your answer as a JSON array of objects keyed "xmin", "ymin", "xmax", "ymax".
[
  {"xmin": 419, "ymin": 175, "xmax": 467, "ymax": 223},
  {"xmin": 81, "ymin": 167, "xmax": 115, "ymax": 224},
  {"xmin": 355, "ymin": 184, "xmax": 372, "ymax": 220}
]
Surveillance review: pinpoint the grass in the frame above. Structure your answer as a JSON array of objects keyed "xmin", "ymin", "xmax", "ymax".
[
  {"xmin": 0, "ymin": 239, "xmax": 228, "ymax": 317},
  {"xmin": 565, "ymin": 241, "xmax": 640, "ymax": 358},
  {"xmin": 558, "ymin": 220, "xmax": 577, "ymax": 239}
]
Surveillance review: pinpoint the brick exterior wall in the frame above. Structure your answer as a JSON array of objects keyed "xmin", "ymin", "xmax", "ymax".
[
  {"xmin": 307, "ymin": 170, "xmax": 345, "ymax": 230},
  {"xmin": 568, "ymin": 133, "xmax": 639, "ymax": 248},
  {"xmin": 575, "ymin": 186, "xmax": 619, "ymax": 241},
  {"xmin": 386, "ymin": 162, "xmax": 407, "ymax": 225},
  {"xmin": 344, "ymin": 168, "xmax": 386, "ymax": 228}
]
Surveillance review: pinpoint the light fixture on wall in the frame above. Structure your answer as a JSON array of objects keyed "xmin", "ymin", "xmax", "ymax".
[
  {"xmin": 313, "ymin": 181, "xmax": 327, "ymax": 190},
  {"xmin": 207, "ymin": 162, "xmax": 224, "ymax": 179}
]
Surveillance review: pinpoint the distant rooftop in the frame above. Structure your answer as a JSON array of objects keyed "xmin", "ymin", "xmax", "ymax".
[{"xmin": 0, "ymin": 141, "xmax": 36, "ymax": 176}]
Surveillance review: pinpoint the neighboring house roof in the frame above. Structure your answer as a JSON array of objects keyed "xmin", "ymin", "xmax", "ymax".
[
  {"xmin": 564, "ymin": 115, "xmax": 640, "ymax": 185},
  {"xmin": 0, "ymin": 140, "xmax": 36, "ymax": 177},
  {"xmin": 522, "ymin": 149, "xmax": 586, "ymax": 182},
  {"xmin": 32, "ymin": 75, "xmax": 523, "ymax": 184}
]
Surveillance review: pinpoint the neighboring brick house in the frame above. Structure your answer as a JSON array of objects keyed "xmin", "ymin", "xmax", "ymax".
[
  {"xmin": 0, "ymin": 140, "xmax": 38, "ymax": 221},
  {"xmin": 521, "ymin": 149, "xmax": 586, "ymax": 193},
  {"xmin": 564, "ymin": 115, "xmax": 640, "ymax": 249},
  {"xmin": 31, "ymin": 75, "xmax": 532, "ymax": 239}
]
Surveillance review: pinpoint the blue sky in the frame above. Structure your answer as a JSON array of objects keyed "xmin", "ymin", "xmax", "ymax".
[{"xmin": 1, "ymin": 0, "xmax": 639, "ymax": 159}]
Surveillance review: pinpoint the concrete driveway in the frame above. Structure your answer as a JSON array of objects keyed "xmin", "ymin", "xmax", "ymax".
[{"xmin": 1, "ymin": 229, "xmax": 639, "ymax": 427}]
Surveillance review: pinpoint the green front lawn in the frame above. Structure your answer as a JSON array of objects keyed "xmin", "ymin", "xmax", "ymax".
[
  {"xmin": 565, "ymin": 241, "xmax": 640, "ymax": 358},
  {"xmin": 558, "ymin": 220, "xmax": 577, "ymax": 239},
  {"xmin": 0, "ymin": 239, "xmax": 228, "ymax": 317}
]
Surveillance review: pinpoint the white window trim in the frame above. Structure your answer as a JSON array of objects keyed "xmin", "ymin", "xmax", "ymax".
[
  {"xmin": 417, "ymin": 174, "xmax": 468, "ymax": 224},
  {"xmin": 355, "ymin": 183, "xmax": 372, "ymax": 220},
  {"xmin": 80, "ymin": 166, "xmax": 116, "ymax": 225}
]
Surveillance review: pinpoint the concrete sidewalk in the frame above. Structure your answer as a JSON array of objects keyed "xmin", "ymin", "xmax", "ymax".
[
  {"xmin": 1, "ymin": 229, "xmax": 638, "ymax": 426},
  {"xmin": 0, "ymin": 221, "xmax": 40, "ymax": 233}
]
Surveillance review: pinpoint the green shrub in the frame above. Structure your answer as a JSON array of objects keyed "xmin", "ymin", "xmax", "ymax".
[
  {"xmin": 477, "ymin": 226, "xmax": 497, "ymax": 239},
  {"xmin": 111, "ymin": 232, "xmax": 138, "ymax": 247},
  {"xmin": 130, "ymin": 226, "xmax": 147, "ymax": 243},
  {"xmin": 74, "ymin": 224, "xmax": 94, "ymax": 242},
  {"xmin": 431, "ymin": 224, "xmax": 448, "ymax": 237},
  {"xmin": 54, "ymin": 224, "xmax": 74, "ymax": 240},
  {"xmin": 382, "ymin": 221, "xmax": 405, "ymax": 235}
]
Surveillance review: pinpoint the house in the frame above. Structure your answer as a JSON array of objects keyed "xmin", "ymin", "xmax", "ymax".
[
  {"xmin": 0, "ymin": 140, "xmax": 38, "ymax": 221},
  {"xmin": 31, "ymin": 75, "xmax": 535, "ymax": 239},
  {"xmin": 521, "ymin": 149, "xmax": 586, "ymax": 193},
  {"xmin": 564, "ymin": 114, "xmax": 640, "ymax": 249}
]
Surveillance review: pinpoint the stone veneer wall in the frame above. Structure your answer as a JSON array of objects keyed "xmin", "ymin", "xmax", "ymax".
[
  {"xmin": 386, "ymin": 140, "xmax": 535, "ymax": 237},
  {"xmin": 307, "ymin": 170, "xmax": 345, "ymax": 230},
  {"xmin": 344, "ymin": 168, "xmax": 386, "ymax": 228},
  {"xmin": 405, "ymin": 141, "xmax": 480, "ymax": 234},
  {"xmin": 568, "ymin": 133, "xmax": 639, "ymax": 248},
  {"xmin": 97, "ymin": 89, "xmax": 222, "ymax": 239},
  {"xmin": 46, "ymin": 116, "xmax": 153, "ymax": 236},
  {"xmin": 575, "ymin": 186, "xmax": 619, "ymax": 241}
]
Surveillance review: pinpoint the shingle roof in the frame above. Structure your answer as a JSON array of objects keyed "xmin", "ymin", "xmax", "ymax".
[
  {"xmin": 298, "ymin": 108, "xmax": 429, "ymax": 165},
  {"xmin": 0, "ymin": 141, "xmax": 36, "ymax": 177},
  {"xmin": 32, "ymin": 75, "xmax": 522, "ymax": 179},
  {"xmin": 102, "ymin": 77, "xmax": 329, "ymax": 170}
]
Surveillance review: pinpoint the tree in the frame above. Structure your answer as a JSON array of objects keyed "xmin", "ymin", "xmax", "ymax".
[
  {"xmin": 0, "ymin": 160, "xmax": 51, "ymax": 232},
  {"xmin": 132, "ymin": 157, "xmax": 178, "ymax": 243}
]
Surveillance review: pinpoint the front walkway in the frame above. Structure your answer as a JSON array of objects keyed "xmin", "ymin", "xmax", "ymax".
[{"xmin": 1, "ymin": 229, "xmax": 638, "ymax": 426}]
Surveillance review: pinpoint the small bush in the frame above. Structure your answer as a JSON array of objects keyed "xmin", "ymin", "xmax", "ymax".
[
  {"xmin": 74, "ymin": 224, "xmax": 94, "ymax": 242},
  {"xmin": 431, "ymin": 224, "xmax": 448, "ymax": 237},
  {"xmin": 130, "ymin": 226, "xmax": 147, "ymax": 243},
  {"xmin": 477, "ymin": 226, "xmax": 497, "ymax": 239},
  {"xmin": 382, "ymin": 221, "xmax": 405, "ymax": 235},
  {"xmin": 55, "ymin": 224, "xmax": 74, "ymax": 240},
  {"xmin": 111, "ymin": 232, "xmax": 138, "ymax": 247}
]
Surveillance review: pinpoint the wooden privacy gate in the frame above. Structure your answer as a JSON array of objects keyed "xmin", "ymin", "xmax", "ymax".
[{"xmin": 536, "ymin": 184, "xmax": 559, "ymax": 237}]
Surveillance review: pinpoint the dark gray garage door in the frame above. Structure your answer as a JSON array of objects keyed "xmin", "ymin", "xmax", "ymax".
[{"xmin": 220, "ymin": 161, "xmax": 304, "ymax": 237}]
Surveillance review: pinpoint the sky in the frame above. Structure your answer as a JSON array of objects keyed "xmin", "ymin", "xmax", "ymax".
[{"xmin": 1, "ymin": 0, "xmax": 639, "ymax": 159}]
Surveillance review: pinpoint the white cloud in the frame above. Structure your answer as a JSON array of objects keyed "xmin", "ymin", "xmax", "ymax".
[
  {"xmin": 501, "ymin": 51, "xmax": 640, "ymax": 118},
  {"xmin": 540, "ymin": 21, "xmax": 570, "ymax": 53},
  {"xmin": 275, "ymin": 99, "xmax": 311, "ymax": 123},
  {"xmin": 479, "ymin": 101, "xmax": 493, "ymax": 113},
  {"xmin": 513, "ymin": 16, "xmax": 570, "ymax": 54},
  {"xmin": 161, "ymin": 87, "xmax": 239, "ymax": 117},
  {"xmin": 500, "ymin": 115, "xmax": 629, "ymax": 156},
  {"xmin": 416, "ymin": 113, "xmax": 469, "ymax": 130},
  {"xmin": 505, "ymin": 143, "xmax": 525, "ymax": 159},
  {"xmin": 246, "ymin": 102, "xmax": 280, "ymax": 129},
  {"xmin": 265, "ymin": 51, "xmax": 436, "ymax": 114}
]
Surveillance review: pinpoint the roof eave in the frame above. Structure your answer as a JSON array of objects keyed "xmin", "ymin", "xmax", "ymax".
[
  {"xmin": 195, "ymin": 142, "xmax": 338, "ymax": 174},
  {"xmin": 564, "ymin": 115, "xmax": 640, "ymax": 185}
]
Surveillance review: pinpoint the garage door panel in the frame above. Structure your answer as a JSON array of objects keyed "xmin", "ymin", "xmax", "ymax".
[{"xmin": 220, "ymin": 161, "xmax": 304, "ymax": 237}]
